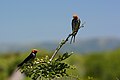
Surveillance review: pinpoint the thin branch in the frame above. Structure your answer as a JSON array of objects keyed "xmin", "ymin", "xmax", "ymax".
[
  {"xmin": 49, "ymin": 33, "xmax": 72, "ymax": 61},
  {"xmin": 49, "ymin": 23, "xmax": 85, "ymax": 62}
]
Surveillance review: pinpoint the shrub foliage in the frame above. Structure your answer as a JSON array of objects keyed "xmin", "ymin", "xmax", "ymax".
[{"xmin": 20, "ymin": 52, "xmax": 74, "ymax": 80}]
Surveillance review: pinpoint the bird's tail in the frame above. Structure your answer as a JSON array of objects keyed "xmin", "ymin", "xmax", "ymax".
[
  {"xmin": 16, "ymin": 62, "xmax": 24, "ymax": 72},
  {"xmin": 70, "ymin": 35, "xmax": 76, "ymax": 44},
  {"xmin": 17, "ymin": 62, "xmax": 23, "ymax": 67},
  {"xmin": 70, "ymin": 35, "xmax": 73, "ymax": 44},
  {"xmin": 16, "ymin": 67, "xmax": 21, "ymax": 72},
  {"xmin": 73, "ymin": 36, "xmax": 75, "ymax": 43}
]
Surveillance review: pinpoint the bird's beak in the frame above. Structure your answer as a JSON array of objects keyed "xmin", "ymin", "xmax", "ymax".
[{"xmin": 37, "ymin": 50, "xmax": 40, "ymax": 52}]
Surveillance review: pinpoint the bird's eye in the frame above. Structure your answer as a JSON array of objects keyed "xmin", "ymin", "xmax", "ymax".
[{"xmin": 32, "ymin": 50, "xmax": 35, "ymax": 53}]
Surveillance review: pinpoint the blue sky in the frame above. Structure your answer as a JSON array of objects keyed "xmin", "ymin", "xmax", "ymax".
[{"xmin": 0, "ymin": 0, "xmax": 120, "ymax": 43}]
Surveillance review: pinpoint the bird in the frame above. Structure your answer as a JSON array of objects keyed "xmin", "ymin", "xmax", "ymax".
[
  {"xmin": 70, "ymin": 14, "xmax": 81, "ymax": 44},
  {"xmin": 17, "ymin": 49, "xmax": 39, "ymax": 70}
]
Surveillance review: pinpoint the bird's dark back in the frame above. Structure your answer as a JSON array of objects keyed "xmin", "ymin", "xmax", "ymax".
[
  {"xmin": 72, "ymin": 19, "xmax": 80, "ymax": 32},
  {"xmin": 17, "ymin": 53, "xmax": 36, "ymax": 67}
]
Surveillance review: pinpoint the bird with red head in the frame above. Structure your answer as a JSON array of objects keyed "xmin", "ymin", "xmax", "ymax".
[
  {"xmin": 70, "ymin": 14, "xmax": 81, "ymax": 44},
  {"xmin": 17, "ymin": 49, "xmax": 39, "ymax": 68}
]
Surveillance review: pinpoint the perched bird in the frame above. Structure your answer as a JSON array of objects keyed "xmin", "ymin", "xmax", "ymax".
[
  {"xmin": 17, "ymin": 49, "xmax": 39, "ymax": 68},
  {"xmin": 70, "ymin": 15, "xmax": 81, "ymax": 44}
]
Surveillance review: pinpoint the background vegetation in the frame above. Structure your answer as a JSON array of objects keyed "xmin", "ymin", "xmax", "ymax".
[{"xmin": 0, "ymin": 48, "xmax": 120, "ymax": 80}]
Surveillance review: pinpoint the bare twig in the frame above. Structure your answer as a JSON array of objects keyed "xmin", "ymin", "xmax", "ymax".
[
  {"xmin": 49, "ymin": 23, "xmax": 85, "ymax": 62},
  {"xmin": 49, "ymin": 33, "xmax": 72, "ymax": 61}
]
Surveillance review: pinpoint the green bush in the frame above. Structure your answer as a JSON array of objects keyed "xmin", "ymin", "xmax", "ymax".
[{"xmin": 19, "ymin": 52, "xmax": 76, "ymax": 80}]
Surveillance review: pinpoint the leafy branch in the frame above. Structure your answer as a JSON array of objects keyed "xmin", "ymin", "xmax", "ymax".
[{"xmin": 20, "ymin": 53, "xmax": 74, "ymax": 80}]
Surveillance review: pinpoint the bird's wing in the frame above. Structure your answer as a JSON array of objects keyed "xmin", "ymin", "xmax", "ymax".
[
  {"xmin": 17, "ymin": 53, "xmax": 34, "ymax": 67},
  {"xmin": 22, "ymin": 53, "xmax": 34, "ymax": 62},
  {"xmin": 72, "ymin": 19, "xmax": 76, "ymax": 31}
]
